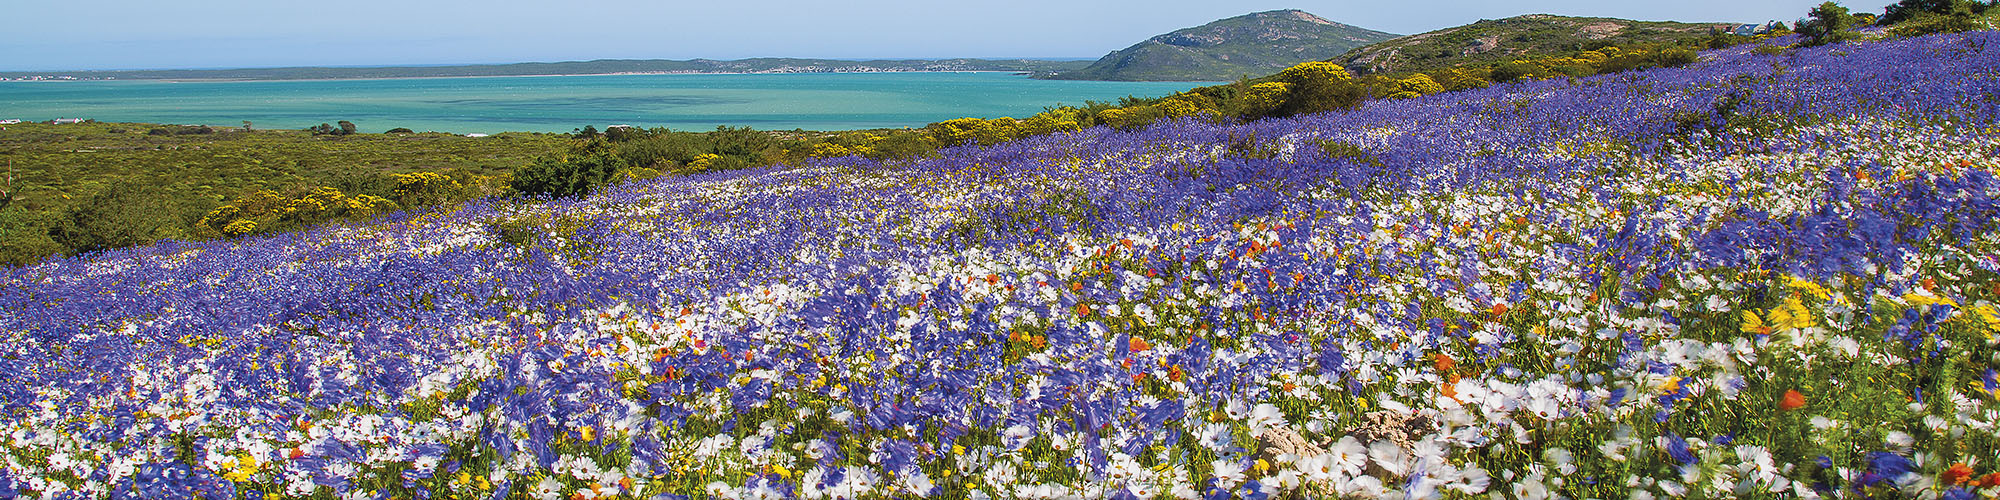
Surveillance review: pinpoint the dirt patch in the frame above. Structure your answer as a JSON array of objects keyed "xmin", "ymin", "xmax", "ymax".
[
  {"xmin": 1465, "ymin": 35, "xmax": 1502, "ymax": 55},
  {"xmin": 1580, "ymin": 22, "xmax": 1628, "ymax": 40}
]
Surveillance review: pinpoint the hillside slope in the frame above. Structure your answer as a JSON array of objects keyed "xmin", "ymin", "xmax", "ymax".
[
  {"xmin": 1338, "ymin": 14, "xmax": 1729, "ymax": 74},
  {"xmin": 1047, "ymin": 9, "xmax": 1397, "ymax": 81},
  {"xmin": 7, "ymin": 32, "xmax": 2000, "ymax": 499}
]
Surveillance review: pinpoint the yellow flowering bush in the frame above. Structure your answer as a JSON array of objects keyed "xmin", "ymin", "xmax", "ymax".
[{"xmin": 1276, "ymin": 61, "xmax": 1353, "ymax": 85}]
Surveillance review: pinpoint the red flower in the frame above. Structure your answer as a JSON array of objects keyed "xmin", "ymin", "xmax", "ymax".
[{"xmin": 1780, "ymin": 389, "xmax": 1806, "ymax": 411}]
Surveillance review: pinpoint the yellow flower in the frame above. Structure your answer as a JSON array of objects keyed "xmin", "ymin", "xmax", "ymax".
[
  {"xmin": 1764, "ymin": 297, "xmax": 1817, "ymax": 332},
  {"xmin": 1787, "ymin": 276, "xmax": 1832, "ymax": 302},
  {"xmin": 1659, "ymin": 376, "xmax": 1683, "ymax": 395},
  {"xmin": 1969, "ymin": 304, "xmax": 2000, "ymax": 343},
  {"xmin": 221, "ymin": 454, "xmax": 262, "ymax": 482},
  {"xmin": 1905, "ymin": 292, "xmax": 1959, "ymax": 308}
]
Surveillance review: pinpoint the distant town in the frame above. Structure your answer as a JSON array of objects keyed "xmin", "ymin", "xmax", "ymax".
[{"xmin": 0, "ymin": 75, "xmax": 99, "ymax": 82}]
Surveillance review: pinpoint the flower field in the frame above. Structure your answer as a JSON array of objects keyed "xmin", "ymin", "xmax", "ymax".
[{"xmin": 5, "ymin": 32, "xmax": 2000, "ymax": 499}]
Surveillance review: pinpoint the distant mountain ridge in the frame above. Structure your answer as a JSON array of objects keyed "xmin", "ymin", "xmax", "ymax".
[
  {"xmin": 1336, "ymin": 14, "xmax": 1731, "ymax": 75},
  {"xmin": 0, "ymin": 58, "xmax": 1094, "ymax": 82},
  {"xmin": 1045, "ymin": 10, "xmax": 1399, "ymax": 82}
]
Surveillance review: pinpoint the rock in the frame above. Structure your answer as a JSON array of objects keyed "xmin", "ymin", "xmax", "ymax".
[{"xmin": 1349, "ymin": 410, "xmax": 1435, "ymax": 451}]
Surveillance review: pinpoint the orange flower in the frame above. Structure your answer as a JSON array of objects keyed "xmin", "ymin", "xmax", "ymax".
[
  {"xmin": 1974, "ymin": 472, "xmax": 2000, "ymax": 488},
  {"xmin": 1780, "ymin": 389, "xmax": 1806, "ymax": 411},
  {"xmin": 1432, "ymin": 353, "xmax": 1457, "ymax": 373},
  {"xmin": 1075, "ymin": 303, "xmax": 1091, "ymax": 317},
  {"xmin": 1943, "ymin": 463, "xmax": 1975, "ymax": 485},
  {"xmin": 1129, "ymin": 337, "xmax": 1151, "ymax": 353}
]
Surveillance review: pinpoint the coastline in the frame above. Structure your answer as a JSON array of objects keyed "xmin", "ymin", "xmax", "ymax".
[{"xmin": 3, "ymin": 70, "xmax": 1054, "ymax": 84}]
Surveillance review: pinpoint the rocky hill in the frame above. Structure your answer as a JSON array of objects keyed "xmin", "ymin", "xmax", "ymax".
[
  {"xmin": 1337, "ymin": 14, "xmax": 1730, "ymax": 75},
  {"xmin": 1045, "ymin": 10, "xmax": 1398, "ymax": 81}
]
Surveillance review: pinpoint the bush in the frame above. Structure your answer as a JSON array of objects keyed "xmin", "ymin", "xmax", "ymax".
[
  {"xmin": 392, "ymin": 171, "xmax": 463, "ymax": 207},
  {"xmin": 0, "ymin": 206, "xmax": 62, "ymax": 267},
  {"xmin": 1490, "ymin": 61, "xmax": 1546, "ymax": 83},
  {"xmin": 928, "ymin": 118, "xmax": 1020, "ymax": 146},
  {"xmin": 1431, "ymin": 68, "xmax": 1492, "ymax": 92},
  {"xmin": 1799, "ymin": 2, "xmax": 1861, "ymax": 47},
  {"xmin": 510, "ymin": 149, "xmax": 624, "ymax": 198},
  {"xmin": 1394, "ymin": 74, "xmax": 1445, "ymax": 97},
  {"xmin": 1881, "ymin": 0, "xmax": 1990, "ymax": 24},
  {"xmin": 200, "ymin": 185, "xmax": 399, "ymax": 238},
  {"xmin": 1276, "ymin": 62, "xmax": 1353, "ymax": 86},
  {"xmin": 47, "ymin": 180, "xmax": 195, "ymax": 255},
  {"xmin": 385, "ymin": 128, "xmax": 415, "ymax": 134},
  {"xmin": 1890, "ymin": 11, "xmax": 1988, "ymax": 36},
  {"xmin": 309, "ymin": 122, "xmax": 357, "ymax": 136}
]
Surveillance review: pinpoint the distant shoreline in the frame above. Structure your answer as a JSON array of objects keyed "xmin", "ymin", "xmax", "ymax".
[
  {"xmin": 0, "ymin": 58, "xmax": 1090, "ymax": 83},
  {"xmin": 121, "ymin": 70, "xmax": 1034, "ymax": 84}
]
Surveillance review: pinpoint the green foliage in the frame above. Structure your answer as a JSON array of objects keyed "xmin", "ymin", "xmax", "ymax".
[
  {"xmin": 1490, "ymin": 60, "xmax": 1548, "ymax": 83},
  {"xmin": 385, "ymin": 127, "xmax": 415, "ymax": 134},
  {"xmin": 1889, "ymin": 9, "xmax": 1991, "ymax": 36},
  {"xmin": 1337, "ymin": 15, "xmax": 1729, "ymax": 76},
  {"xmin": 47, "ymin": 179, "xmax": 201, "ymax": 255},
  {"xmin": 309, "ymin": 121, "xmax": 359, "ymax": 136},
  {"xmin": 1389, "ymin": 74, "xmax": 1444, "ymax": 98},
  {"xmin": 927, "ymin": 118, "xmax": 1018, "ymax": 147},
  {"xmin": 1044, "ymin": 9, "xmax": 1397, "ymax": 82},
  {"xmin": 198, "ymin": 186, "xmax": 399, "ymax": 239},
  {"xmin": 0, "ymin": 206, "xmax": 62, "ymax": 266},
  {"xmin": 510, "ymin": 143, "xmax": 625, "ymax": 198},
  {"xmin": 1881, "ymin": 0, "xmax": 1993, "ymax": 24},
  {"xmin": 391, "ymin": 171, "xmax": 464, "ymax": 207},
  {"xmin": 1800, "ymin": 2, "xmax": 1862, "ymax": 47},
  {"xmin": 1430, "ymin": 68, "xmax": 1492, "ymax": 92}
]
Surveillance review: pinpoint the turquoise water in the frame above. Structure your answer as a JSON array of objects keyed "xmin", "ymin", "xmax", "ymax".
[{"xmin": 0, "ymin": 73, "xmax": 1205, "ymax": 134}]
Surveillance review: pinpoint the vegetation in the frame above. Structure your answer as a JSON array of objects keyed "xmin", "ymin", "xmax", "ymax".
[
  {"xmin": 1334, "ymin": 15, "xmax": 1729, "ymax": 76},
  {"xmin": 1880, "ymin": 0, "xmax": 2000, "ymax": 36},
  {"xmin": 1802, "ymin": 2, "xmax": 1866, "ymax": 46},
  {"xmin": 4, "ymin": 0, "xmax": 1989, "ymax": 269},
  {"xmin": 0, "ymin": 123, "xmax": 565, "ymax": 265},
  {"xmin": 1043, "ymin": 9, "xmax": 1398, "ymax": 82}
]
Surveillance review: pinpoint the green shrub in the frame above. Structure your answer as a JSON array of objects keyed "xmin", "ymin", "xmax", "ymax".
[
  {"xmin": 1799, "ymin": 2, "xmax": 1861, "ymax": 47},
  {"xmin": 510, "ymin": 149, "xmax": 624, "ymax": 198},
  {"xmin": 47, "ymin": 180, "xmax": 196, "ymax": 255},
  {"xmin": 0, "ymin": 206, "xmax": 62, "ymax": 267},
  {"xmin": 1889, "ymin": 11, "xmax": 1988, "ymax": 36},
  {"xmin": 392, "ymin": 171, "xmax": 463, "ymax": 207}
]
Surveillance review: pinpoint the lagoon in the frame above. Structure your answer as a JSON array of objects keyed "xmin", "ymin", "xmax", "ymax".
[{"xmin": 0, "ymin": 72, "xmax": 1207, "ymax": 134}]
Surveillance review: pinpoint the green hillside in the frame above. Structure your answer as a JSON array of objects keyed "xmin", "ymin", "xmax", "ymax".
[
  {"xmin": 1337, "ymin": 14, "xmax": 1730, "ymax": 75},
  {"xmin": 1045, "ymin": 10, "xmax": 1398, "ymax": 81}
]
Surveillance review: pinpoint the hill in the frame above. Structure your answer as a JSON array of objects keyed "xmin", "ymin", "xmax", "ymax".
[
  {"xmin": 1337, "ymin": 14, "xmax": 1730, "ymax": 74},
  {"xmin": 5, "ymin": 30, "xmax": 1999, "ymax": 499},
  {"xmin": 1044, "ymin": 9, "xmax": 1397, "ymax": 81},
  {"xmin": 0, "ymin": 58, "xmax": 1093, "ymax": 81}
]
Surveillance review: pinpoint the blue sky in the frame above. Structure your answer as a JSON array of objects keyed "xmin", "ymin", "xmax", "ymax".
[{"xmin": 2, "ymin": 0, "xmax": 1834, "ymax": 71}]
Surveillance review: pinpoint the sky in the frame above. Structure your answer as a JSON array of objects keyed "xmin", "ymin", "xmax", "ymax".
[{"xmin": 1, "ymin": 0, "xmax": 1835, "ymax": 71}]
